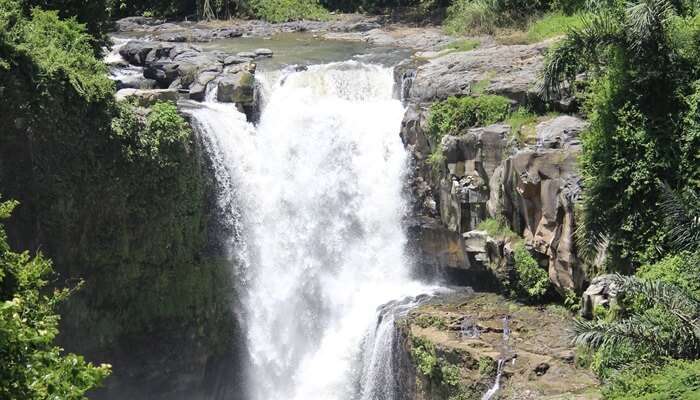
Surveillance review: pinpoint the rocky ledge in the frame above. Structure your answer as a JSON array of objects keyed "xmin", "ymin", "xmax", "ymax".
[
  {"xmin": 396, "ymin": 292, "xmax": 600, "ymax": 400},
  {"xmin": 110, "ymin": 39, "xmax": 260, "ymax": 118},
  {"xmin": 399, "ymin": 40, "xmax": 591, "ymax": 295}
]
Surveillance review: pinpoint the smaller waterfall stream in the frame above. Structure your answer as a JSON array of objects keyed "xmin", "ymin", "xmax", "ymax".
[{"xmin": 482, "ymin": 316, "xmax": 512, "ymax": 400}]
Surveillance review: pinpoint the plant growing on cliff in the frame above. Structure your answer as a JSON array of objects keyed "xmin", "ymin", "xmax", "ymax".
[
  {"xmin": 602, "ymin": 359, "xmax": 700, "ymax": 399},
  {"xmin": 0, "ymin": 199, "xmax": 111, "ymax": 399},
  {"xmin": 427, "ymin": 95, "xmax": 511, "ymax": 141},
  {"xmin": 513, "ymin": 243, "xmax": 550, "ymax": 301}
]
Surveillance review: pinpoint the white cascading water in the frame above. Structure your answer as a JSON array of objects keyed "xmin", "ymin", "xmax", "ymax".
[{"xmin": 188, "ymin": 61, "xmax": 432, "ymax": 400}]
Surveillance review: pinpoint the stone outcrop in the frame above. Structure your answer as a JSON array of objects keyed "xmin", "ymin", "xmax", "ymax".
[
  {"xmin": 112, "ymin": 40, "xmax": 260, "ymax": 119},
  {"xmin": 398, "ymin": 42, "xmax": 591, "ymax": 293},
  {"xmin": 396, "ymin": 292, "xmax": 600, "ymax": 400},
  {"xmin": 115, "ymin": 88, "xmax": 179, "ymax": 107},
  {"xmin": 581, "ymin": 274, "xmax": 622, "ymax": 319},
  {"xmin": 408, "ymin": 41, "xmax": 551, "ymax": 105}
]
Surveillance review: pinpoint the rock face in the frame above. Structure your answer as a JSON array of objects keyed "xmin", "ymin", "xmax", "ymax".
[
  {"xmin": 398, "ymin": 41, "xmax": 591, "ymax": 294},
  {"xmin": 113, "ymin": 39, "xmax": 260, "ymax": 120},
  {"xmin": 396, "ymin": 292, "xmax": 600, "ymax": 400},
  {"xmin": 408, "ymin": 41, "xmax": 552, "ymax": 105}
]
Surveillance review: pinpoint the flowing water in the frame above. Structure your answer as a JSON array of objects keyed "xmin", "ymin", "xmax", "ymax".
[{"xmin": 187, "ymin": 61, "xmax": 434, "ymax": 400}]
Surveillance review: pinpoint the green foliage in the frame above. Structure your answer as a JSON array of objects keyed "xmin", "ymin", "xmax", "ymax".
[
  {"xmin": 476, "ymin": 218, "xmax": 519, "ymax": 241},
  {"xmin": 414, "ymin": 313, "xmax": 449, "ymax": 329},
  {"xmin": 541, "ymin": 0, "xmax": 700, "ymax": 267},
  {"xmin": 504, "ymin": 107, "xmax": 538, "ymax": 143},
  {"xmin": 0, "ymin": 200, "xmax": 110, "ymax": 399},
  {"xmin": 444, "ymin": 38, "xmax": 480, "ymax": 53},
  {"xmin": 427, "ymin": 95, "xmax": 512, "ymax": 142},
  {"xmin": 440, "ymin": 363, "xmax": 462, "ymax": 387},
  {"xmin": 526, "ymin": 11, "xmax": 588, "ymax": 42},
  {"xmin": 513, "ymin": 243, "xmax": 550, "ymax": 300},
  {"xmin": 603, "ymin": 359, "xmax": 700, "ymax": 399},
  {"xmin": 411, "ymin": 336, "xmax": 440, "ymax": 377},
  {"xmin": 242, "ymin": 0, "xmax": 328, "ymax": 21},
  {"xmin": 636, "ymin": 251, "xmax": 700, "ymax": 300},
  {"xmin": 478, "ymin": 356, "xmax": 497, "ymax": 377},
  {"xmin": 573, "ymin": 275, "xmax": 700, "ymax": 376},
  {"xmin": 445, "ymin": 0, "xmax": 552, "ymax": 34}
]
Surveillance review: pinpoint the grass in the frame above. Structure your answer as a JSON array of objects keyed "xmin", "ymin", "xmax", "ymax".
[
  {"xmin": 444, "ymin": 38, "xmax": 480, "ymax": 53},
  {"xmin": 525, "ymin": 11, "xmax": 589, "ymax": 43},
  {"xmin": 476, "ymin": 218, "xmax": 520, "ymax": 241},
  {"xmin": 505, "ymin": 107, "xmax": 539, "ymax": 144}
]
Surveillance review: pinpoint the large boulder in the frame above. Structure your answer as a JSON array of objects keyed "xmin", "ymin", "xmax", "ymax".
[
  {"xmin": 217, "ymin": 71, "xmax": 255, "ymax": 104},
  {"xmin": 408, "ymin": 41, "xmax": 553, "ymax": 105},
  {"xmin": 536, "ymin": 115, "xmax": 587, "ymax": 150},
  {"xmin": 500, "ymin": 147, "xmax": 583, "ymax": 294},
  {"xmin": 438, "ymin": 124, "xmax": 510, "ymax": 233},
  {"xmin": 581, "ymin": 274, "xmax": 622, "ymax": 319},
  {"xmin": 119, "ymin": 40, "xmax": 160, "ymax": 66}
]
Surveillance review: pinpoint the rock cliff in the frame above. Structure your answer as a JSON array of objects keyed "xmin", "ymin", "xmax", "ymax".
[{"xmin": 398, "ymin": 42, "xmax": 590, "ymax": 295}]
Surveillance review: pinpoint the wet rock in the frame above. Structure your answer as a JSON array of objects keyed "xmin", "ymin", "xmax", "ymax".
[
  {"xmin": 237, "ymin": 51, "xmax": 257, "ymax": 59},
  {"xmin": 115, "ymin": 75, "xmax": 158, "ymax": 90},
  {"xmin": 224, "ymin": 56, "xmax": 248, "ymax": 65},
  {"xmin": 254, "ymin": 48, "xmax": 274, "ymax": 58},
  {"xmin": 144, "ymin": 61, "xmax": 181, "ymax": 87},
  {"xmin": 534, "ymin": 362, "xmax": 550, "ymax": 376},
  {"xmin": 115, "ymin": 88, "xmax": 179, "ymax": 107},
  {"xmin": 189, "ymin": 71, "xmax": 219, "ymax": 101},
  {"xmin": 119, "ymin": 40, "xmax": 159, "ymax": 66},
  {"xmin": 217, "ymin": 71, "xmax": 255, "ymax": 104}
]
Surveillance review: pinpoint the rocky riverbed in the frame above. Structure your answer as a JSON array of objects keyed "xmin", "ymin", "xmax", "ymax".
[{"xmin": 396, "ymin": 291, "xmax": 600, "ymax": 400}]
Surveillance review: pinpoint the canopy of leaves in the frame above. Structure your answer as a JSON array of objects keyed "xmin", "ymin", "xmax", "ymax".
[{"xmin": 0, "ymin": 200, "xmax": 110, "ymax": 399}]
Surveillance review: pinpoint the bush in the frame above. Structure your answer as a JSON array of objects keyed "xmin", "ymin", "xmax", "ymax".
[
  {"xmin": 445, "ymin": 0, "xmax": 551, "ymax": 34},
  {"xmin": 0, "ymin": 200, "xmax": 111, "ymax": 399},
  {"xmin": 603, "ymin": 359, "xmax": 700, "ymax": 399},
  {"xmin": 243, "ymin": 0, "xmax": 328, "ymax": 22},
  {"xmin": 636, "ymin": 251, "xmax": 700, "ymax": 300},
  {"xmin": 427, "ymin": 95, "xmax": 511, "ymax": 141},
  {"xmin": 526, "ymin": 11, "xmax": 588, "ymax": 42},
  {"xmin": 513, "ymin": 243, "xmax": 550, "ymax": 300}
]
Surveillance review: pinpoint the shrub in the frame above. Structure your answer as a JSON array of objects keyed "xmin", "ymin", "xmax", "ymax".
[
  {"xmin": 427, "ymin": 95, "xmax": 511, "ymax": 141},
  {"xmin": 243, "ymin": 0, "xmax": 328, "ymax": 22},
  {"xmin": 0, "ymin": 199, "xmax": 111, "ymax": 398},
  {"xmin": 513, "ymin": 243, "xmax": 550, "ymax": 300},
  {"xmin": 636, "ymin": 251, "xmax": 700, "ymax": 300},
  {"xmin": 603, "ymin": 359, "xmax": 700, "ymax": 399},
  {"xmin": 526, "ymin": 11, "xmax": 588, "ymax": 42},
  {"xmin": 445, "ymin": 0, "xmax": 551, "ymax": 34},
  {"xmin": 476, "ymin": 218, "xmax": 520, "ymax": 241}
]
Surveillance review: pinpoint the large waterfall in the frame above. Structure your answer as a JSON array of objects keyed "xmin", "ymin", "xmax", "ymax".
[{"xmin": 189, "ymin": 61, "xmax": 431, "ymax": 400}]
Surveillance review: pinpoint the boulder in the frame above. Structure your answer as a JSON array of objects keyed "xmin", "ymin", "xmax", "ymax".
[
  {"xmin": 224, "ymin": 56, "xmax": 248, "ymax": 66},
  {"xmin": 500, "ymin": 147, "xmax": 584, "ymax": 294},
  {"xmin": 254, "ymin": 48, "xmax": 273, "ymax": 58},
  {"xmin": 115, "ymin": 75, "xmax": 158, "ymax": 90},
  {"xmin": 237, "ymin": 51, "xmax": 257, "ymax": 59},
  {"xmin": 115, "ymin": 88, "xmax": 179, "ymax": 107},
  {"xmin": 536, "ymin": 115, "xmax": 587, "ymax": 150},
  {"xmin": 581, "ymin": 274, "xmax": 622, "ymax": 319},
  {"xmin": 217, "ymin": 71, "xmax": 255, "ymax": 104},
  {"xmin": 119, "ymin": 40, "xmax": 159, "ymax": 66},
  {"xmin": 408, "ymin": 41, "xmax": 552, "ymax": 105},
  {"xmin": 189, "ymin": 71, "xmax": 219, "ymax": 101},
  {"xmin": 144, "ymin": 61, "xmax": 181, "ymax": 87}
]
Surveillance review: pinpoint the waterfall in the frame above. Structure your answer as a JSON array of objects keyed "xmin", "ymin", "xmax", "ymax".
[
  {"xmin": 481, "ymin": 316, "xmax": 512, "ymax": 400},
  {"xmin": 188, "ymin": 61, "xmax": 432, "ymax": 400}
]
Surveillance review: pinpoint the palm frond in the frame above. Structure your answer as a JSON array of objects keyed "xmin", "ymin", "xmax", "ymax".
[
  {"xmin": 660, "ymin": 183, "xmax": 700, "ymax": 252},
  {"xmin": 625, "ymin": 0, "xmax": 674, "ymax": 55},
  {"xmin": 540, "ymin": 10, "xmax": 622, "ymax": 100}
]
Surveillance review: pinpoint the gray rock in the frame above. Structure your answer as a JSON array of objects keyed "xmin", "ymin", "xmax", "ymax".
[
  {"xmin": 144, "ymin": 62, "xmax": 180, "ymax": 87},
  {"xmin": 189, "ymin": 71, "xmax": 219, "ymax": 101},
  {"xmin": 119, "ymin": 40, "xmax": 159, "ymax": 66},
  {"xmin": 581, "ymin": 275, "xmax": 621, "ymax": 319},
  {"xmin": 254, "ymin": 48, "xmax": 273, "ymax": 57},
  {"xmin": 115, "ymin": 75, "xmax": 158, "ymax": 90},
  {"xmin": 536, "ymin": 115, "xmax": 588, "ymax": 149},
  {"xmin": 115, "ymin": 88, "xmax": 179, "ymax": 107},
  {"xmin": 217, "ymin": 71, "xmax": 255, "ymax": 104},
  {"xmin": 237, "ymin": 51, "xmax": 257, "ymax": 59},
  {"xmin": 408, "ymin": 40, "xmax": 553, "ymax": 105},
  {"xmin": 224, "ymin": 56, "xmax": 248, "ymax": 66}
]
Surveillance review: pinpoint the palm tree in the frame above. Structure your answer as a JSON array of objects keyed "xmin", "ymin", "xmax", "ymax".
[
  {"xmin": 660, "ymin": 184, "xmax": 700, "ymax": 253},
  {"xmin": 573, "ymin": 275, "xmax": 700, "ymax": 364}
]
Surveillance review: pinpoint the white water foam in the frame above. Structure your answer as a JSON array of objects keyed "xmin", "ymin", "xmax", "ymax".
[{"xmin": 189, "ymin": 61, "xmax": 434, "ymax": 400}]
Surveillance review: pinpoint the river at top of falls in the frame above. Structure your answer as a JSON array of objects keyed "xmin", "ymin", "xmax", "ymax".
[{"xmin": 187, "ymin": 60, "xmax": 439, "ymax": 400}]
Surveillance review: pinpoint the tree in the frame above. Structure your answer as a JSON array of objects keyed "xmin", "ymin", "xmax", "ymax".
[
  {"xmin": 0, "ymin": 199, "xmax": 111, "ymax": 399},
  {"xmin": 541, "ymin": 0, "xmax": 700, "ymax": 267}
]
